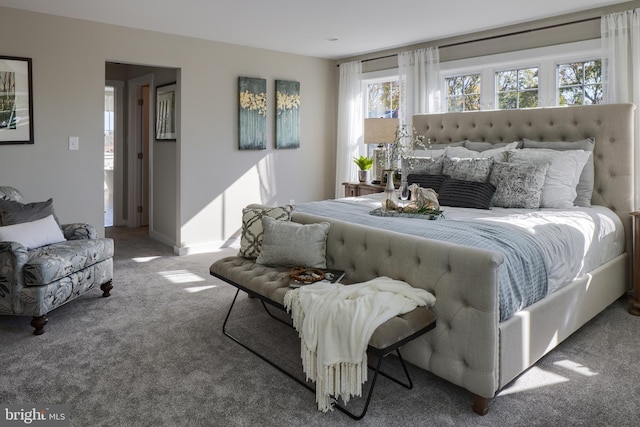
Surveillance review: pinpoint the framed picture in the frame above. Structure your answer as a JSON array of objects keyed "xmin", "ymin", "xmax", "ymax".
[
  {"xmin": 155, "ymin": 82, "xmax": 176, "ymax": 141},
  {"xmin": 0, "ymin": 56, "xmax": 34, "ymax": 145},
  {"xmin": 238, "ymin": 76, "xmax": 267, "ymax": 150},
  {"xmin": 275, "ymin": 80, "xmax": 300, "ymax": 149}
]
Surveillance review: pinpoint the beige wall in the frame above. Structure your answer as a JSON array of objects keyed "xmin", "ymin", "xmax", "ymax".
[{"xmin": 0, "ymin": 7, "xmax": 338, "ymax": 252}]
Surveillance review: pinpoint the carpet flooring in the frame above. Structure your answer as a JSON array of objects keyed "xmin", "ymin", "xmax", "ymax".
[{"xmin": 1, "ymin": 226, "xmax": 639, "ymax": 426}]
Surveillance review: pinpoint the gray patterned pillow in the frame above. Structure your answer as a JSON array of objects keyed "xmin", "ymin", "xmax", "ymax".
[
  {"xmin": 401, "ymin": 156, "xmax": 444, "ymax": 176},
  {"xmin": 442, "ymin": 157, "xmax": 494, "ymax": 182},
  {"xmin": 489, "ymin": 162, "xmax": 550, "ymax": 208},
  {"xmin": 238, "ymin": 205, "xmax": 294, "ymax": 258},
  {"xmin": 256, "ymin": 217, "xmax": 330, "ymax": 268}
]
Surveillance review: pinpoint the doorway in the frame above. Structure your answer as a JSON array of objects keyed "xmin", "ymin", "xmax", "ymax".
[
  {"xmin": 104, "ymin": 81, "xmax": 124, "ymax": 227},
  {"xmin": 105, "ymin": 62, "xmax": 179, "ymax": 246}
]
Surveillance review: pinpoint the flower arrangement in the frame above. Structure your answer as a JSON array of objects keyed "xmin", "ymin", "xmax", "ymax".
[{"xmin": 385, "ymin": 125, "xmax": 430, "ymax": 169}]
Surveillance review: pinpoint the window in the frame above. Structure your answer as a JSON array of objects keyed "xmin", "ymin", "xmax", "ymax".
[
  {"xmin": 366, "ymin": 79, "xmax": 399, "ymax": 118},
  {"xmin": 439, "ymin": 40, "xmax": 602, "ymax": 112},
  {"xmin": 445, "ymin": 74, "xmax": 481, "ymax": 111},
  {"xmin": 496, "ymin": 67, "xmax": 539, "ymax": 109},
  {"xmin": 557, "ymin": 59, "xmax": 603, "ymax": 106}
]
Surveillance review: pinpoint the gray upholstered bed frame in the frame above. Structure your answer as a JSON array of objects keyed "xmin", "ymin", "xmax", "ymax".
[{"xmin": 294, "ymin": 103, "xmax": 635, "ymax": 414}]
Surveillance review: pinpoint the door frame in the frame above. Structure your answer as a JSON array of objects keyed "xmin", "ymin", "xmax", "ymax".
[
  {"xmin": 126, "ymin": 73, "xmax": 154, "ymax": 228},
  {"xmin": 105, "ymin": 80, "xmax": 125, "ymax": 226}
]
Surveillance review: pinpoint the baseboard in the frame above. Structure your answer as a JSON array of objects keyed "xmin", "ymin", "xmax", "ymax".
[
  {"xmin": 148, "ymin": 229, "xmax": 175, "ymax": 249},
  {"xmin": 173, "ymin": 239, "xmax": 240, "ymax": 256}
]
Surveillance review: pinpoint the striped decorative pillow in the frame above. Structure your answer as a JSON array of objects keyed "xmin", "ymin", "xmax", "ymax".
[
  {"xmin": 406, "ymin": 174, "xmax": 448, "ymax": 192},
  {"xmin": 437, "ymin": 178, "xmax": 496, "ymax": 210}
]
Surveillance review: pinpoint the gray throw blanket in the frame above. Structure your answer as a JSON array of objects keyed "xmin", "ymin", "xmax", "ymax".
[{"xmin": 295, "ymin": 199, "xmax": 548, "ymax": 321}]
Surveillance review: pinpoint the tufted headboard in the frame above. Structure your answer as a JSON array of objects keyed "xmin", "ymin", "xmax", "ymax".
[{"xmin": 413, "ymin": 103, "xmax": 636, "ymax": 251}]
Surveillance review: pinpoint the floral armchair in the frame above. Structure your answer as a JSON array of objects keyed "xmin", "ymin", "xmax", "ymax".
[{"xmin": 0, "ymin": 186, "xmax": 114, "ymax": 335}]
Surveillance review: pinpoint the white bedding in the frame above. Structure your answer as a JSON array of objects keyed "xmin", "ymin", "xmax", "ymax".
[{"xmin": 341, "ymin": 194, "xmax": 625, "ymax": 294}]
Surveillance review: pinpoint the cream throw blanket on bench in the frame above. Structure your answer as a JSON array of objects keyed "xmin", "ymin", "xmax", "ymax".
[{"xmin": 283, "ymin": 276, "xmax": 436, "ymax": 412}]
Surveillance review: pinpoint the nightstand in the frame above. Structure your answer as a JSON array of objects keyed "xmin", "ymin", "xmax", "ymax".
[
  {"xmin": 342, "ymin": 182, "xmax": 385, "ymax": 197},
  {"xmin": 630, "ymin": 212, "xmax": 640, "ymax": 315}
]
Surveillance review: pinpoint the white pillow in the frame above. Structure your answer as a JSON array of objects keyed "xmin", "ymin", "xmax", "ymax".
[
  {"xmin": 445, "ymin": 141, "xmax": 520, "ymax": 161},
  {"xmin": 507, "ymin": 148, "xmax": 591, "ymax": 208},
  {"xmin": 522, "ymin": 138, "xmax": 595, "ymax": 207},
  {"xmin": 0, "ymin": 215, "xmax": 66, "ymax": 250}
]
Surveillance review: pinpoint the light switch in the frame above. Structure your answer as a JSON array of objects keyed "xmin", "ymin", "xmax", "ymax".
[{"xmin": 68, "ymin": 137, "xmax": 79, "ymax": 150}]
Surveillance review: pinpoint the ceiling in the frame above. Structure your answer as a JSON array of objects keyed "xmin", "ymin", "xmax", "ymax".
[{"xmin": 0, "ymin": 0, "xmax": 632, "ymax": 59}]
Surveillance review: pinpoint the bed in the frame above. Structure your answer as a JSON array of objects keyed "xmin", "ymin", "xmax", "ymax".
[{"xmin": 292, "ymin": 103, "xmax": 635, "ymax": 413}]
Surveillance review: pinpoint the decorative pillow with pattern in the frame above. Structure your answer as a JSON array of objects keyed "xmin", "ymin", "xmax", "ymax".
[
  {"xmin": 401, "ymin": 156, "xmax": 444, "ymax": 176},
  {"xmin": 256, "ymin": 216, "xmax": 330, "ymax": 268},
  {"xmin": 238, "ymin": 204, "xmax": 294, "ymax": 258},
  {"xmin": 406, "ymin": 174, "xmax": 449, "ymax": 192},
  {"xmin": 437, "ymin": 178, "xmax": 496, "ymax": 210},
  {"xmin": 442, "ymin": 157, "xmax": 494, "ymax": 182},
  {"xmin": 507, "ymin": 148, "xmax": 591, "ymax": 208},
  {"xmin": 489, "ymin": 162, "xmax": 550, "ymax": 209}
]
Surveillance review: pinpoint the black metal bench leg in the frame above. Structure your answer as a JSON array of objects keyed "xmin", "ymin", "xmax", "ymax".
[
  {"xmin": 260, "ymin": 299, "xmax": 292, "ymax": 327},
  {"xmin": 377, "ymin": 349, "xmax": 413, "ymax": 389},
  {"xmin": 331, "ymin": 352, "xmax": 384, "ymax": 420},
  {"xmin": 222, "ymin": 289, "xmax": 414, "ymax": 421}
]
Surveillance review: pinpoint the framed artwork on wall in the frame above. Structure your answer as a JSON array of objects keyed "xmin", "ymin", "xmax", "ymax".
[
  {"xmin": 155, "ymin": 82, "xmax": 177, "ymax": 141},
  {"xmin": 0, "ymin": 56, "xmax": 34, "ymax": 145},
  {"xmin": 275, "ymin": 80, "xmax": 300, "ymax": 149},
  {"xmin": 238, "ymin": 76, "xmax": 267, "ymax": 150}
]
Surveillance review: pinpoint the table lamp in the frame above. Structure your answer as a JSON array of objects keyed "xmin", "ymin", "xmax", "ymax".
[{"xmin": 364, "ymin": 118, "xmax": 399, "ymax": 184}]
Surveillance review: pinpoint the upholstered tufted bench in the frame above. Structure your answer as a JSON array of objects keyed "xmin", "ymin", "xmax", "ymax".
[{"xmin": 210, "ymin": 252, "xmax": 436, "ymax": 419}]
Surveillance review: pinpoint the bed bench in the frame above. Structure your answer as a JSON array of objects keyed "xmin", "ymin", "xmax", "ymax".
[{"xmin": 210, "ymin": 240, "xmax": 437, "ymax": 419}]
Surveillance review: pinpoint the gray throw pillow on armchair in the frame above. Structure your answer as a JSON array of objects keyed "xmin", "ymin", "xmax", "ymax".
[
  {"xmin": 0, "ymin": 198, "xmax": 60, "ymax": 226},
  {"xmin": 256, "ymin": 216, "xmax": 330, "ymax": 268}
]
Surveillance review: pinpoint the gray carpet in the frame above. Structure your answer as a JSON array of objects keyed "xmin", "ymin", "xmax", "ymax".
[{"xmin": 1, "ymin": 226, "xmax": 639, "ymax": 426}]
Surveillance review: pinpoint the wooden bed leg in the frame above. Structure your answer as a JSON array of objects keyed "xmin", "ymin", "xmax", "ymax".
[
  {"xmin": 472, "ymin": 394, "xmax": 490, "ymax": 415},
  {"xmin": 629, "ymin": 300, "xmax": 640, "ymax": 316}
]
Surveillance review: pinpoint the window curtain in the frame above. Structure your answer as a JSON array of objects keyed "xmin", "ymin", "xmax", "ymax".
[
  {"xmin": 602, "ymin": 9, "xmax": 640, "ymax": 208},
  {"xmin": 335, "ymin": 61, "xmax": 363, "ymax": 198},
  {"xmin": 398, "ymin": 47, "xmax": 441, "ymax": 127}
]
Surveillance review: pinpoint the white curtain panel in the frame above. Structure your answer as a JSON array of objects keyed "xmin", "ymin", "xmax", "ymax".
[
  {"xmin": 398, "ymin": 47, "xmax": 442, "ymax": 127},
  {"xmin": 335, "ymin": 61, "xmax": 363, "ymax": 198},
  {"xmin": 602, "ymin": 9, "xmax": 640, "ymax": 208}
]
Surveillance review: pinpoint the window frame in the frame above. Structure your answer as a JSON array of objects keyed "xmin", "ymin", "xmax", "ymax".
[
  {"xmin": 439, "ymin": 39, "xmax": 601, "ymax": 110},
  {"xmin": 362, "ymin": 70, "xmax": 400, "ymax": 119}
]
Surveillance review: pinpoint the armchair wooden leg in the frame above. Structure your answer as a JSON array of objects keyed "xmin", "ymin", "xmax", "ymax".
[
  {"xmin": 100, "ymin": 280, "xmax": 113, "ymax": 297},
  {"xmin": 31, "ymin": 315, "xmax": 48, "ymax": 335}
]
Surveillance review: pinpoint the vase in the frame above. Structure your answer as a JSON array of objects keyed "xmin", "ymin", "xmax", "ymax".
[
  {"xmin": 358, "ymin": 170, "xmax": 370, "ymax": 183},
  {"xmin": 381, "ymin": 169, "xmax": 399, "ymax": 210}
]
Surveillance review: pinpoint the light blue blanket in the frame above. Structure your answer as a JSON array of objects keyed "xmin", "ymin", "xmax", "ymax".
[{"xmin": 295, "ymin": 199, "xmax": 548, "ymax": 321}]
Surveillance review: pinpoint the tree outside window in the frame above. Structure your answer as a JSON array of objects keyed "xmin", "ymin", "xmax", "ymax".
[
  {"xmin": 496, "ymin": 67, "xmax": 539, "ymax": 109},
  {"xmin": 367, "ymin": 80, "xmax": 399, "ymax": 118},
  {"xmin": 557, "ymin": 60, "xmax": 602, "ymax": 106},
  {"xmin": 446, "ymin": 74, "xmax": 481, "ymax": 112}
]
